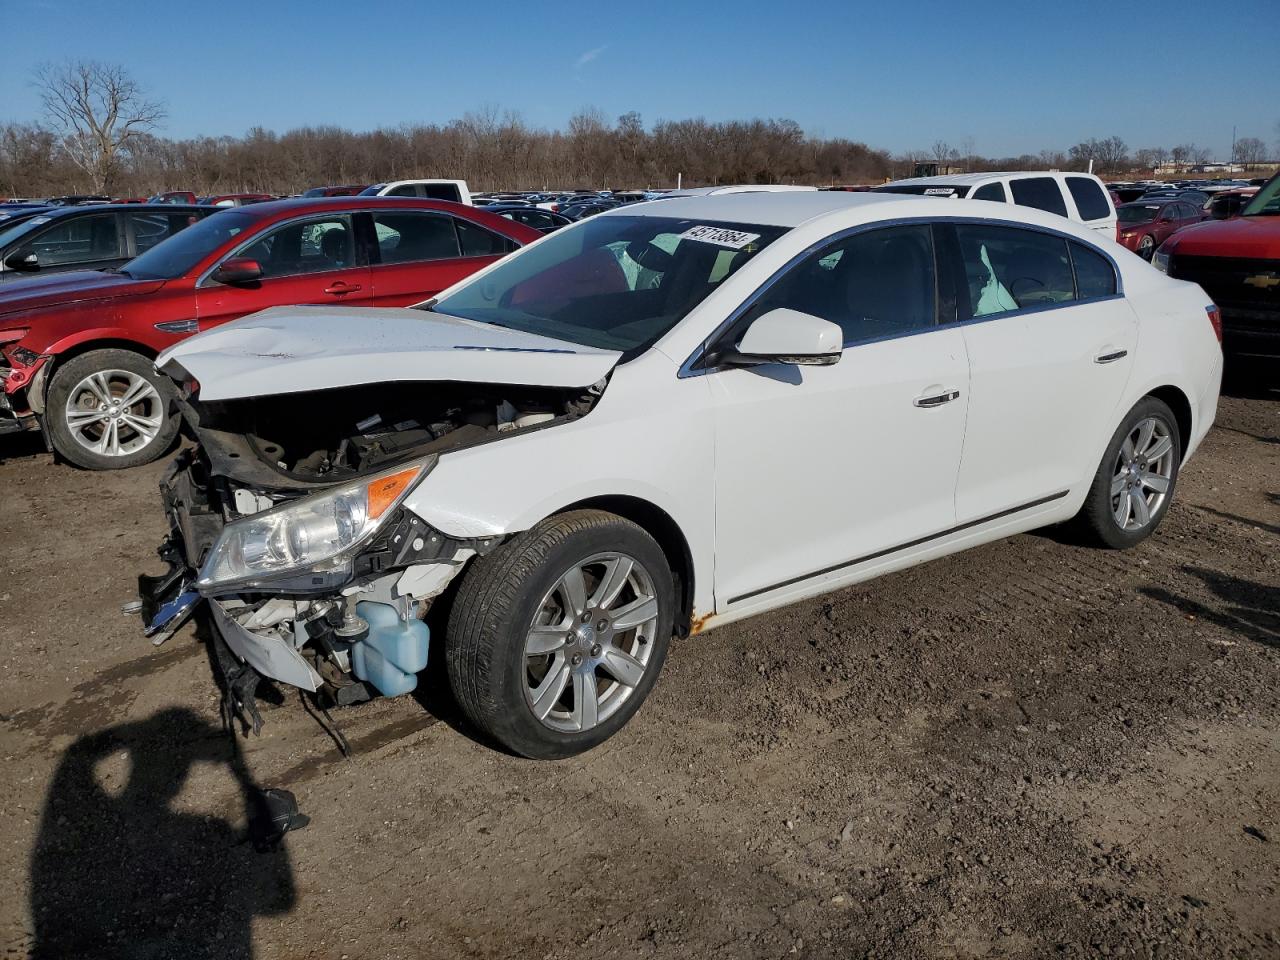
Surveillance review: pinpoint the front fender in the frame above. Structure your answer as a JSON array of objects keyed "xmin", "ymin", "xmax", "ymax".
[{"xmin": 400, "ymin": 351, "xmax": 718, "ymax": 617}]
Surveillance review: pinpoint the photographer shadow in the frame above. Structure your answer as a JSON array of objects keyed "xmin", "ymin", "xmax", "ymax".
[{"xmin": 29, "ymin": 707, "xmax": 297, "ymax": 960}]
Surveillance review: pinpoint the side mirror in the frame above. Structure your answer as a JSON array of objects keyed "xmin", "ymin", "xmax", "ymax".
[
  {"xmin": 720, "ymin": 308, "xmax": 843, "ymax": 367},
  {"xmin": 3, "ymin": 249, "xmax": 39, "ymax": 272},
  {"xmin": 211, "ymin": 257, "xmax": 262, "ymax": 284}
]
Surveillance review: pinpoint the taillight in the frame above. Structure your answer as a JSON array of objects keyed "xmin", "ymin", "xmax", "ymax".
[{"xmin": 1205, "ymin": 305, "xmax": 1222, "ymax": 343}]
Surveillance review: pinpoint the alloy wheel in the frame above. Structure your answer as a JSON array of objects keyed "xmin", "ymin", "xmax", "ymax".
[
  {"xmin": 1110, "ymin": 416, "xmax": 1175, "ymax": 531},
  {"xmin": 523, "ymin": 552, "xmax": 660, "ymax": 733},
  {"xmin": 63, "ymin": 369, "xmax": 164, "ymax": 458}
]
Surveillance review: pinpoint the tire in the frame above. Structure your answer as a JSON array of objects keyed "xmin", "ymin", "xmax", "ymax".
[
  {"xmin": 1072, "ymin": 396, "xmax": 1181, "ymax": 549},
  {"xmin": 1137, "ymin": 235, "xmax": 1156, "ymax": 260},
  {"xmin": 45, "ymin": 348, "xmax": 180, "ymax": 470},
  {"xmin": 446, "ymin": 509, "xmax": 675, "ymax": 759}
]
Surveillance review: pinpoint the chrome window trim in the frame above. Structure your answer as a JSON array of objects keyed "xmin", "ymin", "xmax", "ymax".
[{"xmin": 677, "ymin": 215, "xmax": 1125, "ymax": 379}]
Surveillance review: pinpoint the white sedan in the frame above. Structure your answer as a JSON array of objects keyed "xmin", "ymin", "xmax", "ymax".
[{"xmin": 144, "ymin": 192, "xmax": 1223, "ymax": 758}]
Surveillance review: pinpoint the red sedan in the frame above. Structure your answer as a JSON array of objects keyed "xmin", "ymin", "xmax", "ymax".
[
  {"xmin": 1114, "ymin": 198, "xmax": 1205, "ymax": 260},
  {"xmin": 0, "ymin": 197, "xmax": 539, "ymax": 469}
]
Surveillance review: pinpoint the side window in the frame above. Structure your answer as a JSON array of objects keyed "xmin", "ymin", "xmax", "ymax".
[
  {"xmin": 127, "ymin": 212, "xmax": 199, "ymax": 254},
  {"xmin": 1070, "ymin": 242, "xmax": 1117, "ymax": 300},
  {"xmin": 1066, "ymin": 176, "xmax": 1111, "ymax": 222},
  {"xmin": 1009, "ymin": 177, "xmax": 1069, "ymax": 217},
  {"xmin": 387, "ymin": 184, "xmax": 418, "ymax": 197},
  {"xmin": 30, "ymin": 214, "xmax": 121, "ymax": 265},
  {"xmin": 954, "ymin": 224, "xmax": 1074, "ymax": 317},
  {"xmin": 456, "ymin": 218, "xmax": 516, "ymax": 256},
  {"xmin": 743, "ymin": 224, "xmax": 937, "ymax": 344},
  {"xmin": 420, "ymin": 183, "xmax": 462, "ymax": 203},
  {"xmin": 237, "ymin": 217, "xmax": 352, "ymax": 279},
  {"xmin": 371, "ymin": 213, "xmax": 460, "ymax": 263},
  {"xmin": 972, "ymin": 182, "xmax": 1006, "ymax": 203}
]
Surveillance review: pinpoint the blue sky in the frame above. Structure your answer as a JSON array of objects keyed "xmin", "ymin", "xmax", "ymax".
[{"xmin": 1, "ymin": 0, "xmax": 1277, "ymax": 158}]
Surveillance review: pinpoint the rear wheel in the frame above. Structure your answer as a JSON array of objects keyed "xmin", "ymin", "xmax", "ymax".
[
  {"xmin": 45, "ymin": 349, "xmax": 180, "ymax": 470},
  {"xmin": 446, "ymin": 510, "xmax": 674, "ymax": 759},
  {"xmin": 1072, "ymin": 396, "xmax": 1181, "ymax": 549}
]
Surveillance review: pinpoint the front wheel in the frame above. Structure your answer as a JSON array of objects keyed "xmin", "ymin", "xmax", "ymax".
[
  {"xmin": 1072, "ymin": 396, "xmax": 1181, "ymax": 549},
  {"xmin": 446, "ymin": 510, "xmax": 674, "ymax": 759},
  {"xmin": 45, "ymin": 349, "xmax": 180, "ymax": 470},
  {"xmin": 1137, "ymin": 235, "xmax": 1156, "ymax": 260}
]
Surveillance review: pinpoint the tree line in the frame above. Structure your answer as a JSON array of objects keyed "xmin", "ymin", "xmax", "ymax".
[{"xmin": 2, "ymin": 61, "xmax": 1275, "ymax": 199}]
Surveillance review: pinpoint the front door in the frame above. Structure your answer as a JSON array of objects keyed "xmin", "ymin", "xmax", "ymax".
[
  {"xmin": 708, "ymin": 223, "xmax": 970, "ymax": 609},
  {"xmin": 194, "ymin": 214, "xmax": 372, "ymax": 331}
]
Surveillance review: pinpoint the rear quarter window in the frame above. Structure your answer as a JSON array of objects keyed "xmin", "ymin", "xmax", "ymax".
[
  {"xmin": 1066, "ymin": 177, "xmax": 1112, "ymax": 222},
  {"xmin": 1009, "ymin": 177, "xmax": 1068, "ymax": 217},
  {"xmin": 971, "ymin": 182, "xmax": 1006, "ymax": 203},
  {"xmin": 1070, "ymin": 242, "xmax": 1117, "ymax": 299}
]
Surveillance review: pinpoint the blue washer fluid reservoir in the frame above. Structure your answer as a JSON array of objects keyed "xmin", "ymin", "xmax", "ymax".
[{"xmin": 350, "ymin": 601, "xmax": 430, "ymax": 698}]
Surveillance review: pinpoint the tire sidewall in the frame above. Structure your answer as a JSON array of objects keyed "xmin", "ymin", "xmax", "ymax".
[
  {"xmin": 45, "ymin": 349, "xmax": 179, "ymax": 470},
  {"xmin": 485, "ymin": 522, "xmax": 674, "ymax": 759}
]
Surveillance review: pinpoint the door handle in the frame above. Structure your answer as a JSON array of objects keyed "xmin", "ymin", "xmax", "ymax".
[
  {"xmin": 914, "ymin": 389, "xmax": 961, "ymax": 408},
  {"xmin": 324, "ymin": 282, "xmax": 362, "ymax": 295},
  {"xmin": 1094, "ymin": 349, "xmax": 1128, "ymax": 364}
]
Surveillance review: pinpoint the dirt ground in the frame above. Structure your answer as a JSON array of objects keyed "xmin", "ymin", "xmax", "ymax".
[{"xmin": 1, "ymin": 364, "xmax": 1277, "ymax": 960}]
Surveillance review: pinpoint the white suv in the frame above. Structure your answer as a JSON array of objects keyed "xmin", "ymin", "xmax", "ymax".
[
  {"xmin": 874, "ymin": 171, "xmax": 1116, "ymax": 236},
  {"xmin": 359, "ymin": 179, "xmax": 473, "ymax": 205}
]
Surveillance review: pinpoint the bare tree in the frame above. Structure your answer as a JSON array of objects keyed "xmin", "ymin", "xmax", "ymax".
[
  {"xmin": 1169, "ymin": 143, "xmax": 1195, "ymax": 172},
  {"xmin": 34, "ymin": 60, "xmax": 165, "ymax": 193},
  {"xmin": 931, "ymin": 140, "xmax": 956, "ymax": 167},
  {"xmin": 1235, "ymin": 136, "xmax": 1266, "ymax": 170}
]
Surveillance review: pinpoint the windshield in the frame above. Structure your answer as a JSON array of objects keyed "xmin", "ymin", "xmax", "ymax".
[
  {"xmin": 1243, "ymin": 175, "xmax": 1280, "ymax": 216},
  {"xmin": 124, "ymin": 211, "xmax": 256, "ymax": 279},
  {"xmin": 1118, "ymin": 204, "xmax": 1161, "ymax": 224},
  {"xmin": 431, "ymin": 215, "xmax": 788, "ymax": 352}
]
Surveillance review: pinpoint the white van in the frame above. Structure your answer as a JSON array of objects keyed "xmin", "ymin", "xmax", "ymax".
[
  {"xmin": 359, "ymin": 179, "xmax": 473, "ymax": 205},
  {"xmin": 873, "ymin": 172, "xmax": 1116, "ymax": 236}
]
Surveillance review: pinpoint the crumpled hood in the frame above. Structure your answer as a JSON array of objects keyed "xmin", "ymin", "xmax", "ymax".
[
  {"xmin": 0, "ymin": 270, "xmax": 165, "ymax": 322},
  {"xmin": 157, "ymin": 305, "xmax": 623, "ymax": 401}
]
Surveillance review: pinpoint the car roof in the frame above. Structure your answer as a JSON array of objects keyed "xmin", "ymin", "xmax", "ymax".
[
  {"xmin": 887, "ymin": 171, "xmax": 1098, "ymax": 188},
  {"xmin": 20, "ymin": 202, "xmax": 206, "ymax": 218},
  {"xmin": 613, "ymin": 190, "xmax": 911, "ymax": 227}
]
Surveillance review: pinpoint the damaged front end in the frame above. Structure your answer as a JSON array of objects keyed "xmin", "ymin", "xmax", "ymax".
[{"xmin": 140, "ymin": 376, "xmax": 603, "ymax": 732}]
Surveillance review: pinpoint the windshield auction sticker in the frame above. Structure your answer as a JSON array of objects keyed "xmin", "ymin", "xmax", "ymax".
[{"xmin": 678, "ymin": 225, "xmax": 762, "ymax": 248}]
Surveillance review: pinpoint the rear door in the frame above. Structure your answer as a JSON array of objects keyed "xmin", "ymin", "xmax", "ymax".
[
  {"xmin": 364, "ymin": 210, "xmax": 516, "ymax": 306},
  {"xmin": 194, "ymin": 213, "xmax": 372, "ymax": 331},
  {"xmin": 948, "ymin": 222, "xmax": 1136, "ymax": 522}
]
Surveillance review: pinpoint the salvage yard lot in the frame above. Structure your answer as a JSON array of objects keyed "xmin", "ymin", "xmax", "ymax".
[{"xmin": 1, "ymin": 369, "xmax": 1277, "ymax": 959}]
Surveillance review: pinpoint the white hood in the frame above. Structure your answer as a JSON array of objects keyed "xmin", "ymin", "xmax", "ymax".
[{"xmin": 157, "ymin": 305, "xmax": 622, "ymax": 402}]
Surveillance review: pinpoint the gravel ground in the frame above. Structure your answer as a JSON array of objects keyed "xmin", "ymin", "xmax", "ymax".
[{"xmin": 1, "ymin": 365, "xmax": 1277, "ymax": 960}]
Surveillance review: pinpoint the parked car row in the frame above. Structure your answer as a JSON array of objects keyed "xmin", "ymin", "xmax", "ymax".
[{"xmin": 0, "ymin": 197, "xmax": 539, "ymax": 467}]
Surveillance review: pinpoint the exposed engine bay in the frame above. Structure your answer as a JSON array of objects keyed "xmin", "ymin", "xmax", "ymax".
[{"xmin": 141, "ymin": 376, "xmax": 605, "ymax": 733}]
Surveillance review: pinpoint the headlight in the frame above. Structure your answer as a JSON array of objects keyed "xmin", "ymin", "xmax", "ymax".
[
  {"xmin": 197, "ymin": 457, "xmax": 435, "ymax": 594},
  {"xmin": 1151, "ymin": 250, "xmax": 1171, "ymax": 274}
]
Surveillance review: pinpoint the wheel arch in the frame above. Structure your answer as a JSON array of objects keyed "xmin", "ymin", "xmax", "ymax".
[
  {"xmin": 33, "ymin": 338, "xmax": 161, "ymax": 413},
  {"xmin": 555, "ymin": 494, "xmax": 697, "ymax": 638},
  {"xmin": 1144, "ymin": 384, "xmax": 1193, "ymax": 462}
]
